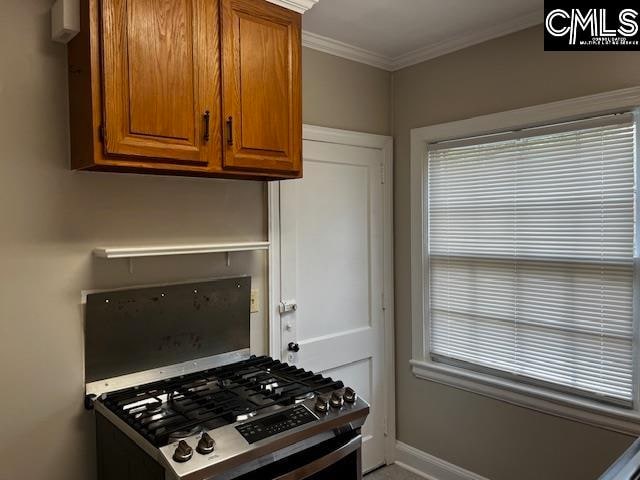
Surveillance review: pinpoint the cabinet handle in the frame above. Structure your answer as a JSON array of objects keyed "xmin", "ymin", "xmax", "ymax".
[
  {"xmin": 203, "ymin": 111, "xmax": 210, "ymax": 143},
  {"xmin": 226, "ymin": 116, "xmax": 233, "ymax": 146}
]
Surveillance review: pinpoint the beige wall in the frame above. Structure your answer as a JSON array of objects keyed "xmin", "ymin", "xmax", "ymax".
[
  {"xmin": 393, "ymin": 25, "xmax": 640, "ymax": 480},
  {"xmin": 0, "ymin": 3, "xmax": 391, "ymax": 479},
  {"xmin": 7, "ymin": 2, "xmax": 637, "ymax": 479},
  {"xmin": 303, "ymin": 47, "xmax": 392, "ymax": 135}
]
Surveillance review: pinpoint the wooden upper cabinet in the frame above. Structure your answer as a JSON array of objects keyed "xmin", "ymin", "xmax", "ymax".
[
  {"xmin": 67, "ymin": 0, "xmax": 301, "ymax": 180},
  {"xmin": 101, "ymin": 0, "xmax": 221, "ymax": 165},
  {"xmin": 220, "ymin": 0, "xmax": 302, "ymax": 175}
]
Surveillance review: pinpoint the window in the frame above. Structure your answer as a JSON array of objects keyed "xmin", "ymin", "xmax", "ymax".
[
  {"xmin": 427, "ymin": 113, "xmax": 636, "ymax": 405},
  {"xmin": 410, "ymin": 91, "xmax": 640, "ymax": 432}
]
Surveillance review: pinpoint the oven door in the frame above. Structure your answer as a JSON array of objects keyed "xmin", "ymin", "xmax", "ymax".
[{"xmin": 230, "ymin": 432, "xmax": 362, "ymax": 480}]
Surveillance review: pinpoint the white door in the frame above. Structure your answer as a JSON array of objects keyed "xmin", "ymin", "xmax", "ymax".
[{"xmin": 277, "ymin": 130, "xmax": 389, "ymax": 472}]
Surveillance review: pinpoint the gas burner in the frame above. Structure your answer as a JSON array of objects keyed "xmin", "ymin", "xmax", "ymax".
[
  {"xmin": 145, "ymin": 398, "xmax": 163, "ymax": 414},
  {"xmin": 218, "ymin": 378, "xmax": 234, "ymax": 389},
  {"xmin": 294, "ymin": 391, "xmax": 315, "ymax": 404},
  {"xmin": 260, "ymin": 379, "xmax": 280, "ymax": 391},
  {"xmin": 167, "ymin": 425, "xmax": 203, "ymax": 444},
  {"xmin": 235, "ymin": 411, "xmax": 257, "ymax": 422}
]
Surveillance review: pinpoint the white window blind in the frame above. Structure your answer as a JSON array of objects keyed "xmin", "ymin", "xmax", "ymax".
[{"xmin": 427, "ymin": 113, "xmax": 637, "ymax": 405}]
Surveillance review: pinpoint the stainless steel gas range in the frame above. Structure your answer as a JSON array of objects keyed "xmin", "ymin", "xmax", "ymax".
[{"xmin": 83, "ymin": 277, "xmax": 369, "ymax": 480}]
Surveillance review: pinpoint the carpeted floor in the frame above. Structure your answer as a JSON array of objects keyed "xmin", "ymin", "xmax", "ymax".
[{"xmin": 365, "ymin": 464, "xmax": 423, "ymax": 479}]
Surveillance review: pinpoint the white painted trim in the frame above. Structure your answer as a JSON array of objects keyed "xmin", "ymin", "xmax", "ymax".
[
  {"xmin": 265, "ymin": 0, "xmax": 318, "ymax": 14},
  {"xmin": 302, "ymin": 31, "xmax": 395, "ymax": 71},
  {"xmin": 302, "ymin": 10, "xmax": 542, "ymax": 71},
  {"xmin": 411, "ymin": 360, "xmax": 640, "ymax": 436},
  {"xmin": 268, "ymin": 182, "xmax": 282, "ymax": 360},
  {"xmin": 268, "ymin": 124, "xmax": 396, "ymax": 464},
  {"xmin": 410, "ymin": 86, "xmax": 640, "ymax": 435},
  {"xmin": 395, "ymin": 441, "xmax": 489, "ymax": 480},
  {"xmin": 93, "ymin": 242, "xmax": 270, "ymax": 259},
  {"xmin": 381, "ymin": 134, "xmax": 396, "ymax": 463},
  {"xmin": 411, "ymin": 87, "xmax": 640, "ymax": 145},
  {"xmin": 302, "ymin": 124, "xmax": 391, "ymax": 149}
]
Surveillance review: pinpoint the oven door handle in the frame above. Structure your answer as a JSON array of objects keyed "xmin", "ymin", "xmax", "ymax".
[{"xmin": 272, "ymin": 434, "xmax": 362, "ymax": 480}]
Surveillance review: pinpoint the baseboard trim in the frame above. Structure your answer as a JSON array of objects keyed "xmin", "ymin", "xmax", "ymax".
[{"xmin": 395, "ymin": 441, "xmax": 490, "ymax": 480}]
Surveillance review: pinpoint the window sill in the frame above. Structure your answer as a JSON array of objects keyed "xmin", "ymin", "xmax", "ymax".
[{"xmin": 410, "ymin": 359, "xmax": 640, "ymax": 435}]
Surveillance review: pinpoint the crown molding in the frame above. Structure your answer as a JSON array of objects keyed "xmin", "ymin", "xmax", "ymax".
[
  {"xmin": 265, "ymin": 0, "xmax": 319, "ymax": 14},
  {"xmin": 303, "ymin": 9, "xmax": 543, "ymax": 71},
  {"xmin": 391, "ymin": 10, "xmax": 542, "ymax": 70},
  {"xmin": 302, "ymin": 31, "xmax": 395, "ymax": 70}
]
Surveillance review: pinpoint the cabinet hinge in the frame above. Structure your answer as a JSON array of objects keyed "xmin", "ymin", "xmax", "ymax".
[
  {"xmin": 380, "ymin": 162, "xmax": 385, "ymax": 184},
  {"xmin": 98, "ymin": 124, "xmax": 105, "ymax": 143}
]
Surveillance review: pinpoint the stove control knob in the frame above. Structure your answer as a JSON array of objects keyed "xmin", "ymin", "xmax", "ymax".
[
  {"xmin": 314, "ymin": 396, "xmax": 329, "ymax": 414},
  {"xmin": 344, "ymin": 387, "xmax": 357, "ymax": 404},
  {"xmin": 173, "ymin": 440, "xmax": 193, "ymax": 463},
  {"xmin": 330, "ymin": 391, "xmax": 344, "ymax": 409},
  {"xmin": 196, "ymin": 432, "xmax": 215, "ymax": 455}
]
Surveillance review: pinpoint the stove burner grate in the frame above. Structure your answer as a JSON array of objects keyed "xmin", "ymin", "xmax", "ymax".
[{"xmin": 101, "ymin": 356, "xmax": 344, "ymax": 447}]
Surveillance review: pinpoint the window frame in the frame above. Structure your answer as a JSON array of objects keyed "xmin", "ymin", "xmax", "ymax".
[{"xmin": 409, "ymin": 87, "xmax": 640, "ymax": 435}]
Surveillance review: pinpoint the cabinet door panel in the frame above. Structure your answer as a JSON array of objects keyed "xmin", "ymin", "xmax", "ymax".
[
  {"xmin": 102, "ymin": 0, "xmax": 220, "ymax": 165},
  {"xmin": 221, "ymin": 0, "xmax": 301, "ymax": 174},
  {"xmin": 127, "ymin": 0, "xmax": 194, "ymax": 141}
]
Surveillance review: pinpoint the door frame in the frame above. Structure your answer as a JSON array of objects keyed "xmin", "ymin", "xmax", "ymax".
[{"xmin": 267, "ymin": 124, "xmax": 396, "ymax": 464}]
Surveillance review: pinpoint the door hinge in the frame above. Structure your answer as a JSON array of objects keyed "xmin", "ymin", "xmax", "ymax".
[
  {"xmin": 380, "ymin": 162, "xmax": 385, "ymax": 184},
  {"xmin": 98, "ymin": 124, "xmax": 106, "ymax": 143}
]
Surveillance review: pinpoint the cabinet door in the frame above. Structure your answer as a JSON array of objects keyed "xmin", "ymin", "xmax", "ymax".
[
  {"xmin": 221, "ymin": 0, "xmax": 302, "ymax": 174},
  {"xmin": 101, "ymin": 0, "xmax": 221, "ymax": 165}
]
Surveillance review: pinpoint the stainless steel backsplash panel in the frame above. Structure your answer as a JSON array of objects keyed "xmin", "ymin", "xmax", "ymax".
[{"xmin": 84, "ymin": 276, "xmax": 251, "ymax": 383}]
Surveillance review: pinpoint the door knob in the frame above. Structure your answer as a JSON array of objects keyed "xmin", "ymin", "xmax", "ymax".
[{"xmin": 288, "ymin": 342, "xmax": 300, "ymax": 353}]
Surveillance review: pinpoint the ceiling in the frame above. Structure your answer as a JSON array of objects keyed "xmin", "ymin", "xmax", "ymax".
[{"xmin": 302, "ymin": 0, "xmax": 543, "ymax": 71}]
